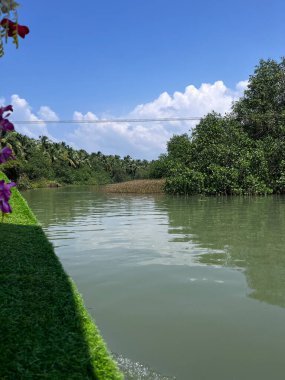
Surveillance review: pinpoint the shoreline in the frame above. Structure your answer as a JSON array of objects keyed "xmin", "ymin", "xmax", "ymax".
[{"xmin": 0, "ymin": 171, "xmax": 123, "ymax": 379}]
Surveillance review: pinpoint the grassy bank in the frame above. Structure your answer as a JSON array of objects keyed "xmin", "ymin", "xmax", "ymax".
[
  {"xmin": 0, "ymin": 172, "xmax": 123, "ymax": 379},
  {"xmin": 103, "ymin": 179, "xmax": 166, "ymax": 194}
]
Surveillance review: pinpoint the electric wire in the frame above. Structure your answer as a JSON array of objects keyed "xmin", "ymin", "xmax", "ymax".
[
  {"xmin": 12, "ymin": 114, "xmax": 285, "ymax": 124},
  {"xmin": 12, "ymin": 117, "xmax": 202, "ymax": 124}
]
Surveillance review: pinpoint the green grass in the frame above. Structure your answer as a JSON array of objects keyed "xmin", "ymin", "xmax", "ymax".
[{"xmin": 0, "ymin": 172, "xmax": 123, "ymax": 380}]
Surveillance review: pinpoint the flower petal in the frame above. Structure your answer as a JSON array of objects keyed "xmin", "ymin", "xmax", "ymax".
[
  {"xmin": 0, "ymin": 105, "xmax": 13, "ymax": 119},
  {"xmin": 0, "ymin": 147, "xmax": 14, "ymax": 163},
  {"xmin": 0, "ymin": 18, "xmax": 29, "ymax": 39},
  {"xmin": 0, "ymin": 200, "xmax": 12, "ymax": 213}
]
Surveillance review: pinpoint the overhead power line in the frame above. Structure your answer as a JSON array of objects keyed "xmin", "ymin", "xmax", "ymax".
[
  {"xmin": 12, "ymin": 114, "xmax": 285, "ymax": 125},
  {"xmin": 13, "ymin": 117, "xmax": 202, "ymax": 124}
]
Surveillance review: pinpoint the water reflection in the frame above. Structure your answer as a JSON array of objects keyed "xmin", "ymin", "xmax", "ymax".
[
  {"xmin": 23, "ymin": 188, "xmax": 285, "ymax": 380},
  {"xmin": 157, "ymin": 196, "xmax": 285, "ymax": 308},
  {"xmin": 24, "ymin": 189, "xmax": 285, "ymax": 309}
]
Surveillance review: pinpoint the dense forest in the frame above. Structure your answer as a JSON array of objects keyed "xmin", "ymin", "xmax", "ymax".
[
  {"xmin": 1, "ymin": 133, "xmax": 153, "ymax": 189},
  {"xmin": 2, "ymin": 58, "xmax": 285, "ymax": 194},
  {"xmin": 151, "ymin": 58, "xmax": 285, "ymax": 195}
]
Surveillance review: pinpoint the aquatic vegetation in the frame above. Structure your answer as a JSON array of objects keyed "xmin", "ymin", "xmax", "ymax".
[{"xmin": 103, "ymin": 178, "xmax": 165, "ymax": 194}]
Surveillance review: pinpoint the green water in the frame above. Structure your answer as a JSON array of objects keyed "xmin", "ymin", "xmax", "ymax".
[{"xmin": 23, "ymin": 187, "xmax": 285, "ymax": 380}]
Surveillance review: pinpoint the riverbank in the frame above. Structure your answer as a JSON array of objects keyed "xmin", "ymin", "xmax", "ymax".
[
  {"xmin": 103, "ymin": 179, "xmax": 166, "ymax": 193},
  {"xmin": 0, "ymin": 172, "xmax": 122, "ymax": 379}
]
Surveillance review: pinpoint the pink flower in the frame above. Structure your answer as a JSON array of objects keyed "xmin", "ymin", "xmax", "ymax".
[
  {"xmin": 0, "ymin": 18, "xmax": 29, "ymax": 39},
  {"xmin": 0, "ymin": 180, "xmax": 15, "ymax": 214}
]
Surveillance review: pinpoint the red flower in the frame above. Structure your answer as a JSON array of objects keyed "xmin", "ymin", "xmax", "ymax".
[{"xmin": 0, "ymin": 18, "xmax": 29, "ymax": 39}]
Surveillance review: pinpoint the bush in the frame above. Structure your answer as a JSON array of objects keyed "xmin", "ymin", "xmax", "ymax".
[
  {"xmin": 204, "ymin": 165, "xmax": 241, "ymax": 195},
  {"xmin": 23, "ymin": 151, "xmax": 54, "ymax": 180},
  {"xmin": 148, "ymin": 154, "xmax": 170, "ymax": 179},
  {"xmin": 165, "ymin": 165, "xmax": 204, "ymax": 195}
]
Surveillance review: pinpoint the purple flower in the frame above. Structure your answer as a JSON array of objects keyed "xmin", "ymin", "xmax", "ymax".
[
  {"xmin": 0, "ymin": 105, "xmax": 14, "ymax": 134},
  {"xmin": 0, "ymin": 180, "xmax": 15, "ymax": 200},
  {"xmin": 0, "ymin": 118, "xmax": 14, "ymax": 132},
  {"xmin": 0, "ymin": 180, "xmax": 15, "ymax": 214},
  {"xmin": 0, "ymin": 105, "xmax": 13, "ymax": 118},
  {"xmin": 0, "ymin": 198, "xmax": 12, "ymax": 213},
  {"xmin": 0, "ymin": 147, "xmax": 14, "ymax": 164}
]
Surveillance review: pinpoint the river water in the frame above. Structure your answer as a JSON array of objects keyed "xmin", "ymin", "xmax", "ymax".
[{"xmin": 23, "ymin": 187, "xmax": 285, "ymax": 380}]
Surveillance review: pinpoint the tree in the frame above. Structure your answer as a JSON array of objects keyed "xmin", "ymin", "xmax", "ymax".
[
  {"xmin": 167, "ymin": 133, "xmax": 192, "ymax": 163},
  {"xmin": 233, "ymin": 58, "xmax": 285, "ymax": 139}
]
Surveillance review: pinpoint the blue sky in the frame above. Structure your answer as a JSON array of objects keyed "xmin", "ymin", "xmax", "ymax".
[{"xmin": 1, "ymin": 0, "xmax": 285, "ymax": 159}]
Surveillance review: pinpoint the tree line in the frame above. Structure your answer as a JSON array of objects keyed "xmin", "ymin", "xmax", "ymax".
[
  {"xmin": 1, "ymin": 133, "xmax": 152, "ymax": 188},
  {"xmin": 151, "ymin": 58, "xmax": 285, "ymax": 195}
]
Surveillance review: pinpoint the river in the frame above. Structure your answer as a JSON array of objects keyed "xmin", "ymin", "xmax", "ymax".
[{"xmin": 23, "ymin": 187, "xmax": 285, "ymax": 380}]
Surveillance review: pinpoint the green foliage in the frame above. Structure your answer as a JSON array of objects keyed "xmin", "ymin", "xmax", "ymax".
[
  {"xmin": 233, "ymin": 58, "xmax": 285, "ymax": 139},
  {"xmin": 190, "ymin": 114, "xmax": 251, "ymax": 172},
  {"xmin": 242, "ymin": 174, "xmax": 272, "ymax": 195},
  {"xmin": 4, "ymin": 132, "xmax": 152, "ymax": 188},
  {"xmin": 23, "ymin": 150, "xmax": 54, "ymax": 180},
  {"xmin": 148, "ymin": 154, "xmax": 170, "ymax": 178},
  {"xmin": 203, "ymin": 165, "xmax": 241, "ymax": 195},
  {"xmin": 167, "ymin": 133, "xmax": 192, "ymax": 162},
  {"xmin": 162, "ymin": 58, "xmax": 285, "ymax": 195},
  {"xmin": 1, "ymin": 157, "xmax": 23, "ymax": 181},
  {"xmin": 165, "ymin": 164, "xmax": 204, "ymax": 195}
]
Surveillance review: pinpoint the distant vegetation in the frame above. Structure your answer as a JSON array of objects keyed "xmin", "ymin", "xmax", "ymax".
[
  {"xmin": 151, "ymin": 58, "xmax": 285, "ymax": 195},
  {"xmin": 104, "ymin": 179, "xmax": 165, "ymax": 194},
  {"xmin": 1, "ymin": 134, "xmax": 154, "ymax": 189},
  {"xmin": 2, "ymin": 58, "xmax": 285, "ymax": 195}
]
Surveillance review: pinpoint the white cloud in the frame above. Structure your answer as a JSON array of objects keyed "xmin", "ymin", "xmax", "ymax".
[
  {"xmin": 131, "ymin": 80, "xmax": 245, "ymax": 119},
  {"xmin": 69, "ymin": 115, "xmax": 170, "ymax": 158},
  {"xmin": 38, "ymin": 106, "xmax": 59, "ymax": 121},
  {"xmin": 236, "ymin": 80, "xmax": 249, "ymax": 93},
  {"xmin": 2, "ymin": 94, "xmax": 58, "ymax": 140},
  {"xmin": 73, "ymin": 111, "xmax": 98, "ymax": 122},
  {"xmin": 10, "ymin": 94, "xmax": 47, "ymax": 138},
  {"xmin": 71, "ymin": 80, "xmax": 247, "ymax": 159},
  {"xmin": 2, "ymin": 80, "xmax": 247, "ymax": 159}
]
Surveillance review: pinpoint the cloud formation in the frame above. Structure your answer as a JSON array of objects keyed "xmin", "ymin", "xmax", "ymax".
[
  {"xmin": 2, "ymin": 80, "xmax": 247, "ymax": 159},
  {"xmin": 71, "ymin": 80, "xmax": 247, "ymax": 159},
  {"xmin": 38, "ymin": 106, "xmax": 59, "ymax": 122},
  {"xmin": 1, "ymin": 94, "xmax": 58, "ymax": 139}
]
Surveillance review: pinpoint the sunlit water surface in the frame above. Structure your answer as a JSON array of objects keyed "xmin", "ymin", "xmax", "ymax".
[{"xmin": 23, "ymin": 187, "xmax": 285, "ymax": 380}]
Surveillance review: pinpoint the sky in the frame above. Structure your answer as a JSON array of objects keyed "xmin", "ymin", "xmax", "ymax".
[{"xmin": 1, "ymin": 0, "xmax": 285, "ymax": 159}]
